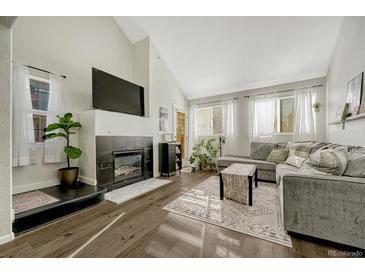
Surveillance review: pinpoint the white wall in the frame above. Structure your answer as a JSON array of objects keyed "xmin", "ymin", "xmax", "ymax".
[
  {"xmin": 326, "ymin": 17, "xmax": 365, "ymax": 146},
  {"xmin": 133, "ymin": 37, "xmax": 150, "ymax": 117},
  {"xmin": 149, "ymin": 41, "xmax": 188, "ymax": 175},
  {"xmin": 11, "ymin": 17, "xmax": 135, "ymax": 193},
  {"xmin": 190, "ymin": 77, "xmax": 326, "ymax": 156},
  {"xmin": 11, "ymin": 17, "xmax": 187, "ymax": 192},
  {"xmin": 0, "ymin": 25, "xmax": 14, "ymax": 244}
]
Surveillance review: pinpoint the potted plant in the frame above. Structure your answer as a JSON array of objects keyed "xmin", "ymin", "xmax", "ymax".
[
  {"xmin": 341, "ymin": 103, "xmax": 352, "ymax": 130},
  {"xmin": 43, "ymin": 113, "xmax": 82, "ymax": 186},
  {"xmin": 313, "ymin": 102, "xmax": 321, "ymax": 113},
  {"xmin": 189, "ymin": 137, "xmax": 220, "ymax": 172}
]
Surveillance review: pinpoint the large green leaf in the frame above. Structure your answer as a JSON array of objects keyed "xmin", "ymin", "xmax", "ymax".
[
  {"xmin": 45, "ymin": 123, "xmax": 63, "ymax": 132},
  {"xmin": 43, "ymin": 132, "xmax": 68, "ymax": 140},
  {"xmin": 72, "ymin": 122, "xmax": 81, "ymax": 128},
  {"xmin": 64, "ymin": 146, "xmax": 82, "ymax": 159}
]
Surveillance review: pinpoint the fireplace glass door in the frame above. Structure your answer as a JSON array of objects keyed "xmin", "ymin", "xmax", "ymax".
[{"xmin": 113, "ymin": 151, "xmax": 144, "ymax": 182}]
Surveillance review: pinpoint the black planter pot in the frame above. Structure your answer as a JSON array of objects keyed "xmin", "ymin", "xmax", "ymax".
[{"xmin": 58, "ymin": 167, "xmax": 79, "ymax": 186}]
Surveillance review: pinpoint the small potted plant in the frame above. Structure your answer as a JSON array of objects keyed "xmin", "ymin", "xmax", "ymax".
[
  {"xmin": 313, "ymin": 102, "xmax": 321, "ymax": 113},
  {"xmin": 43, "ymin": 113, "xmax": 82, "ymax": 186}
]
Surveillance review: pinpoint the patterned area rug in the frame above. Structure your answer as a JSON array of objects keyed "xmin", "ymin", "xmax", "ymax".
[
  {"xmin": 164, "ymin": 176, "xmax": 292, "ymax": 247},
  {"xmin": 105, "ymin": 178, "xmax": 172, "ymax": 205},
  {"xmin": 13, "ymin": 190, "xmax": 60, "ymax": 214}
]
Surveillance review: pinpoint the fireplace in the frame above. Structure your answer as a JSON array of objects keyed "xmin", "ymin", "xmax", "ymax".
[
  {"xmin": 96, "ymin": 136, "xmax": 153, "ymax": 191},
  {"xmin": 113, "ymin": 150, "xmax": 144, "ymax": 183}
]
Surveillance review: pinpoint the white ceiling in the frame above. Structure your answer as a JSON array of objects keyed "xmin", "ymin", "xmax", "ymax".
[{"xmin": 115, "ymin": 16, "xmax": 343, "ymax": 100}]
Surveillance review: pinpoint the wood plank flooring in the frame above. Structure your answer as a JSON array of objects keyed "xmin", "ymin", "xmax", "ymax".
[{"xmin": 0, "ymin": 172, "xmax": 362, "ymax": 258}]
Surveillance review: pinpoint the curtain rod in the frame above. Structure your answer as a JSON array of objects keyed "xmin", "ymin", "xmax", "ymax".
[
  {"xmin": 243, "ymin": 84, "xmax": 323, "ymax": 98},
  {"xmin": 194, "ymin": 97, "xmax": 239, "ymax": 106},
  {"xmin": 12, "ymin": 61, "xmax": 67, "ymax": 79}
]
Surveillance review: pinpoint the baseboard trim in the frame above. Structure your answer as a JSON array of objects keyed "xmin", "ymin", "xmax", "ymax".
[
  {"xmin": 0, "ymin": 232, "xmax": 14, "ymax": 245},
  {"xmin": 79, "ymin": 176, "xmax": 97, "ymax": 186},
  {"xmin": 12, "ymin": 179, "xmax": 60, "ymax": 194}
]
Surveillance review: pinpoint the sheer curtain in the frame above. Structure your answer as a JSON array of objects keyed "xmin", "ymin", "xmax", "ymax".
[
  {"xmin": 293, "ymin": 87, "xmax": 317, "ymax": 141},
  {"xmin": 249, "ymin": 96, "xmax": 276, "ymax": 143},
  {"xmin": 44, "ymin": 74, "xmax": 66, "ymax": 163},
  {"xmin": 12, "ymin": 63, "xmax": 34, "ymax": 167},
  {"xmin": 222, "ymin": 99, "xmax": 237, "ymax": 155}
]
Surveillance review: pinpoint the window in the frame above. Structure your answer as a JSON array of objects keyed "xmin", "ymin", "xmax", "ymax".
[
  {"xmin": 29, "ymin": 75, "xmax": 50, "ymax": 143},
  {"xmin": 277, "ymin": 97, "xmax": 294, "ymax": 133},
  {"xmin": 196, "ymin": 106, "xmax": 223, "ymax": 136}
]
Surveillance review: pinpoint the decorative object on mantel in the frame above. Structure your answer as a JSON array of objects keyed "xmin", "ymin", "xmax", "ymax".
[
  {"xmin": 346, "ymin": 72, "xmax": 363, "ymax": 115},
  {"xmin": 341, "ymin": 103, "xmax": 352, "ymax": 130},
  {"xmin": 313, "ymin": 102, "xmax": 322, "ymax": 113},
  {"xmin": 43, "ymin": 113, "xmax": 82, "ymax": 186},
  {"xmin": 159, "ymin": 106, "xmax": 169, "ymax": 132},
  {"xmin": 162, "ymin": 133, "xmax": 173, "ymax": 142}
]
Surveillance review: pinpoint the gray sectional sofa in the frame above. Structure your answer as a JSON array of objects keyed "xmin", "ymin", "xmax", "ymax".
[{"xmin": 217, "ymin": 141, "xmax": 365, "ymax": 250}]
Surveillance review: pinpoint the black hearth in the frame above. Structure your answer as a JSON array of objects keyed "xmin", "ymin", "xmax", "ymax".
[{"xmin": 96, "ymin": 136, "xmax": 153, "ymax": 191}]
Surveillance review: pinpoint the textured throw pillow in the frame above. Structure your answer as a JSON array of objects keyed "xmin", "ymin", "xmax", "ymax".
[
  {"xmin": 344, "ymin": 148, "xmax": 365, "ymax": 178},
  {"xmin": 287, "ymin": 142, "xmax": 313, "ymax": 158},
  {"xmin": 306, "ymin": 146, "xmax": 348, "ymax": 175},
  {"xmin": 266, "ymin": 149, "xmax": 289, "ymax": 164},
  {"xmin": 285, "ymin": 155, "xmax": 307, "ymax": 168}
]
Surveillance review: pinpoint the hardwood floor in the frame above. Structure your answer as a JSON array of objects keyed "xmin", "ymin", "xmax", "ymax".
[{"xmin": 0, "ymin": 172, "xmax": 362, "ymax": 258}]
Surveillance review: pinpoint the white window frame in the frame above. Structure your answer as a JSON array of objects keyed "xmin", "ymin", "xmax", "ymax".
[
  {"xmin": 195, "ymin": 105, "xmax": 224, "ymax": 137},
  {"xmin": 29, "ymin": 74, "xmax": 50, "ymax": 145},
  {"xmin": 275, "ymin": 96, "xmax": 295, "ymax": 135}
]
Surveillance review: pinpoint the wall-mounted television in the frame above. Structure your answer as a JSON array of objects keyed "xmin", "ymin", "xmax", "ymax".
[{"xmin": 92, "ymin": 67, "xmax": 145, "ymax": 116}]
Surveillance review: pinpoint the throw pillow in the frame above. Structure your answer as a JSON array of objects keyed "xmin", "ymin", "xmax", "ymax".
[
  {"xmin": 285, "ymin": 155, "xmax": 307, "ymax": 169},
  {"xmin": 286, "ymin": 142, "xmax": 313, "ymax": 158},
  {"xmin": 266, "ymin": 149, "xmax": 289, "ymax": 164},
  {"xmin": 306, "ymin": 146, "xmax": 348, "ymax": 175},
  {"xmin": 344, "ymin": 148, "xmax": 365, "ymax": 178}
]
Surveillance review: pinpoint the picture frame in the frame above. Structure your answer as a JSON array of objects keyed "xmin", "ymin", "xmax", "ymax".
[
  {"xmin": 159, "ymin": 107, "xmax": 169, "ymax": 132},
  {"xmin": 346, "ymin": 72, "xmax": 363, "ymax": 115}
]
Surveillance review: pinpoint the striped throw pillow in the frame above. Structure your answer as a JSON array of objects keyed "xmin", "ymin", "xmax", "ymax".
[{"xmin": 306, "ymin": 146, "xmax": 348, "ymax": 175}]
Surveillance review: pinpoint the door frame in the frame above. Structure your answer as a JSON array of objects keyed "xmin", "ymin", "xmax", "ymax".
[{"xmin": 172, "ymin": 104, "xmax": 188, "ymax": 160}]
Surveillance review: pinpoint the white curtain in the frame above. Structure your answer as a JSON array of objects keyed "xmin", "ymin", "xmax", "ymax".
[
  {"xmin": 188, "ymin": 105, "xmax": 198, "ymax": 158},
  {"xmin": 222, "ymin": 99, "xmax": 237, "ymax": 155},
  {"xmin": 44, "ymin": 74, "xmax": 66, "ymax": 163},
  {"xmin": 249, "ymin": 96, "xmax": 276, "ymax": 143},
  {"xmin": 293, "ymin": 87, "xmax": 317, "ymax": 142},
  {"xmin": 12, "ymin": 63, "xmax": 34, "ymax": 167}
]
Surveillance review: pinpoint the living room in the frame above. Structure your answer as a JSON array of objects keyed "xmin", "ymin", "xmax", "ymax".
[{"xmin": 0, "ymin": 1, "xmax": 364, "ymax": 273}]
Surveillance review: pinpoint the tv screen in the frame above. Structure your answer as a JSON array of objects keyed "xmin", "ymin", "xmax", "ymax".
[{"xmin": 92, "ymin": 68, "xmax": 144, "ymax": 116}]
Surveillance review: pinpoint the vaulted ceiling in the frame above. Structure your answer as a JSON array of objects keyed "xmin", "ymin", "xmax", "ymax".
[{"xmin": 115, "ymin": 16, "xmax": 343, "ymax": 99}]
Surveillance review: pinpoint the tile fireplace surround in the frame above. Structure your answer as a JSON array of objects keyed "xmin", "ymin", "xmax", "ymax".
[{"xmin": 96, "ymin": 136, "xmax": 153, "ymax": 191}]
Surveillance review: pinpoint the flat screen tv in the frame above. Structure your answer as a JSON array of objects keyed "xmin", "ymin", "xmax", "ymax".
[{"xmin": 92, "ymin": 67, "xmax": 145, "ymax": 116}]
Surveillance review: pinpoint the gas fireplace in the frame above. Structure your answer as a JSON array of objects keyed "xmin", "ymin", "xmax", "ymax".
[
  {"xmin": 113, "ymin": 150, "xmax": 144, "ymax": 183},
  {"xmin": 96, "ymin": 136, "xmax": 153, "ymax": 191}
]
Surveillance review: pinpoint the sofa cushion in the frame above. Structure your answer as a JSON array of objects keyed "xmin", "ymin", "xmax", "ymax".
[
  {"xmin": 217, "ymin": 155, "xmax": 277, "ymax": 171},
  {"xmin": 286, "ymin": 142, "xmax": 312, "ymax": 158},
  {"xmin": 250, "ymin": 142, "xmax": 276, "ymax": 160},
  {"xmin": 306, "ymin": 146, "xmax": 348, "ymax": 175},
  {"xmin": 277, "ymin": 142, "xmax": 288, "ymax": 149},
  {"xmin": 344, "ymin": 148, "xmax": 365, "ymax": 178},
  {"xmin": 266, "ymin": 149, "xmax": 289, "ymax": 164}
]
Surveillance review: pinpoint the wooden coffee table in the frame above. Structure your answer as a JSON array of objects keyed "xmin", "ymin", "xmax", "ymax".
[{"xmin": 219, "ymin": 163, "xmax": 258, "ymax": 206}]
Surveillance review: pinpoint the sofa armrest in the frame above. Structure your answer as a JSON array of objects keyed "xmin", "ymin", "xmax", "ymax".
[{"xmin": 282, "ymin": 173, "xmax": 365, "ymax": 249}]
